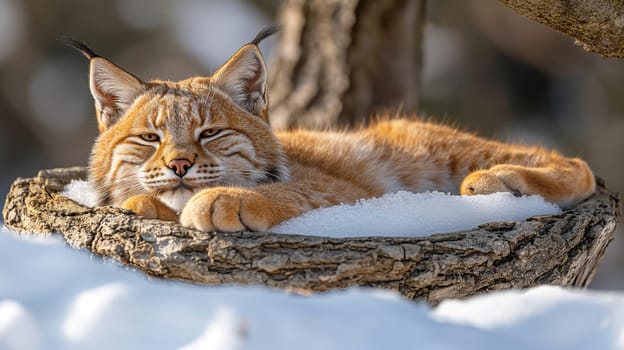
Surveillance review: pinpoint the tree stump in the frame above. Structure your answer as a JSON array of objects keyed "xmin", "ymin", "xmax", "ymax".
[{"xmin": 2, "ymin": 167, "xmax": 620, "ymax": 303}]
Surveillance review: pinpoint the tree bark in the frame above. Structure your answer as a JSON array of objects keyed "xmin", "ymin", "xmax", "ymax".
[
  {"xmin": 497, "ymin": 0, "xmax": 624, "ymax": 58},
  {"xmin": 3, "ymin": 167, "xmax": 620, "ymax": 303},
  {"xmin": 268, "ymin": 0, "xmax": 426, "ymax": 130}
]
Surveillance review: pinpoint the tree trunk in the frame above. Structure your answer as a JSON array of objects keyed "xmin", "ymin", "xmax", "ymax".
[
  {"xmin": 3, "ymin": 168, "xmax": 619, "ymax": 303},
  {"xmin": 268, "ymin": 0, "xmax": 426, "ymax": 130},
  {"xmin": 497, "ymin": 0, "xmax": 624, "ymax": 58}
]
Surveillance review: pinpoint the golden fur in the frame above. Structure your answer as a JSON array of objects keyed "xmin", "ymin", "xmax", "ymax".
[{"xmin": 69, "ymin": 31, "xmax": 596, "ymax": 232}]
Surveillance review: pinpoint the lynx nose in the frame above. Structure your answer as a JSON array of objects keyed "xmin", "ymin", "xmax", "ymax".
[{"xmin": 167, "ymin": 158, "xmax": 193, "ymax": 177}]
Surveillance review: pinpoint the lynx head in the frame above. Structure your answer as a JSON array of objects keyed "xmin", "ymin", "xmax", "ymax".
[{"xmin": 66, "ymin": 28, "xmax": 289, "ymax": 211}]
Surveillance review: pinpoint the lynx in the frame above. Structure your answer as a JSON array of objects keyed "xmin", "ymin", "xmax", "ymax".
[{"xmin": 65, "ymin": 28, "xmax": 596, "ymax": 233}]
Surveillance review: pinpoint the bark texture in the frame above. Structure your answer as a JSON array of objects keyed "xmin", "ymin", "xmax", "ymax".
[
  {"xmin": 497, "ymin": 0, "xmax": 624, "ymax": 58},
  {"xmin": 2, "ymin": 167, "xmax": 620, "ymax": 303},
  {"xmin": 268, "ymin": 0, "xmax": 426, "ymax": 130}
]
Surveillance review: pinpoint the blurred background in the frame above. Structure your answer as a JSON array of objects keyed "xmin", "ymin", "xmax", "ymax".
[{"xmin": 0, "ymin": 0, "xmax": 622, "ymax": 288}]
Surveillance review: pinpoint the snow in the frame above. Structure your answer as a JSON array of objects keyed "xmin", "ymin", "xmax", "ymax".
[
  {"xmin": 0, "ymin": 300, "xmax": 39, "ymax": 350},
  {"xmin": 272, "ymin": 190, "xmax": 561, "ymax": 237},
  {"xmin": 61, "ymin": 283, "xmax": 130, "ymax": 342},
  {"xmin": 433, "ymin": 287, "xmax": 624, "ymax": 350},
  {"xmin": 60, "ymin": 180, "xmax": 562, "ymax": 237},
  {"xmin": 1, "ymin": 227, "xmax": 624, "ymax": 350},
  {"xmin": 60, "ymin": 180, "xmax": 99, "ymax": 207}
]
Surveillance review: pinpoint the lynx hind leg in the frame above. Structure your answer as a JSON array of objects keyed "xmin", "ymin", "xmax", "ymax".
[
  {"xmin": 460, "ymin": 159, "xmax": 596, "ymax": 208},
  {"xmin": 121, "ymin": 194, "xmax": 178, "ymax": 222}
]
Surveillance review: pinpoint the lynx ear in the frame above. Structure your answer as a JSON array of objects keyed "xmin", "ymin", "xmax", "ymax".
[
  {"xmin": 62, "ymin": 37, "xmax": 144, "ymax": 131},
  {"xmin": 212, "ymin": 44, "xmax": 269, "ymax": 120},
  {"xmin": 212, "ymin": 27, "xmax": 278, "ymax": 120},
  {"xmin": 89, "ymin": 58, "xmax": 145, "ymax": 131}
]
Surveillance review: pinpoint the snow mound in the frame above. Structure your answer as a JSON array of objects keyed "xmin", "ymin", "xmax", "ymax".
[
  {"xmin": 60, "ymin": 180, "xmax": 561, "ymax": 237},
  {"xmin": 271, "ymin": 191, "xmax": 561, "ymax": 237}
]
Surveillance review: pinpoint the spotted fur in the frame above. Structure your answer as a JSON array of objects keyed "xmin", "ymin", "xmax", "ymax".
[{"xmin": 71, "ymin": 29, "xmax": 596, "ymax": 232}]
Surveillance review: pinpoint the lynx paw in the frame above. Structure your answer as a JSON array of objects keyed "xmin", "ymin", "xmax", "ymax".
[
  {"xmin": 180, "ymin": 187, "xmax": 283, "ymax": 232},
  {"xmin": 121, "ymin": 194, "xmax": 178, "ymax": 221},
  {"xmin": 460, "ymin": 169, "xmax": 523, "ymax": 197}
]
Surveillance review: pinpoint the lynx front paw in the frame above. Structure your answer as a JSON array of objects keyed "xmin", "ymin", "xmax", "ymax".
[
  {"xmin": 121, "ymin": 194, "xmax": 178, "ymax": 221},
  {"xmin": 460, "ymin": 168, "xmax": 523, "ymax": 197},
  {"xmin": 180, "ymin": 187, "xmax": 292, "ymax": 232}
]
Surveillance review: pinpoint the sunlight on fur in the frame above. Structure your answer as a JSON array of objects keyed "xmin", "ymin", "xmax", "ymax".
[{"xmin": 62, "ymin": 28, "xmax": 595, "ymax": 233}]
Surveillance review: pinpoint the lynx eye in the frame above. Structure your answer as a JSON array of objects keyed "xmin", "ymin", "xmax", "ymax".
[
  {"xmin": 139, "ymin": 133, "xmax": 160, "ymax": 142},
  {"xmin": 200, "ymin": 129, "xmax": 221, "ymax": 139}
]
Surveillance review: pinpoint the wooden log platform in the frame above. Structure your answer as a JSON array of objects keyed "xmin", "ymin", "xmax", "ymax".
[{"xmin": 2, "ymin": 167, "xmax": 620, "ymax": 303}]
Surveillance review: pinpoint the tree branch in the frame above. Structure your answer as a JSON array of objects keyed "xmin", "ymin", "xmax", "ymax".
[{"xmin": 497, "ymin": 0, "xmax": 624, "ymax": 58}]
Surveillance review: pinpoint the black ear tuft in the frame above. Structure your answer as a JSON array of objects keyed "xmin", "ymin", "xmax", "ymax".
[
  {"xmin": 249, "ymin": 26, "xmax": 279, "ymax": 46},
  {"xmin": 59, "ymin": 36, "xmax": 100, "ymax": 60},
  {"xmin": 59, "ymin": 36, "xmax": 145, "ymax": 131}
]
